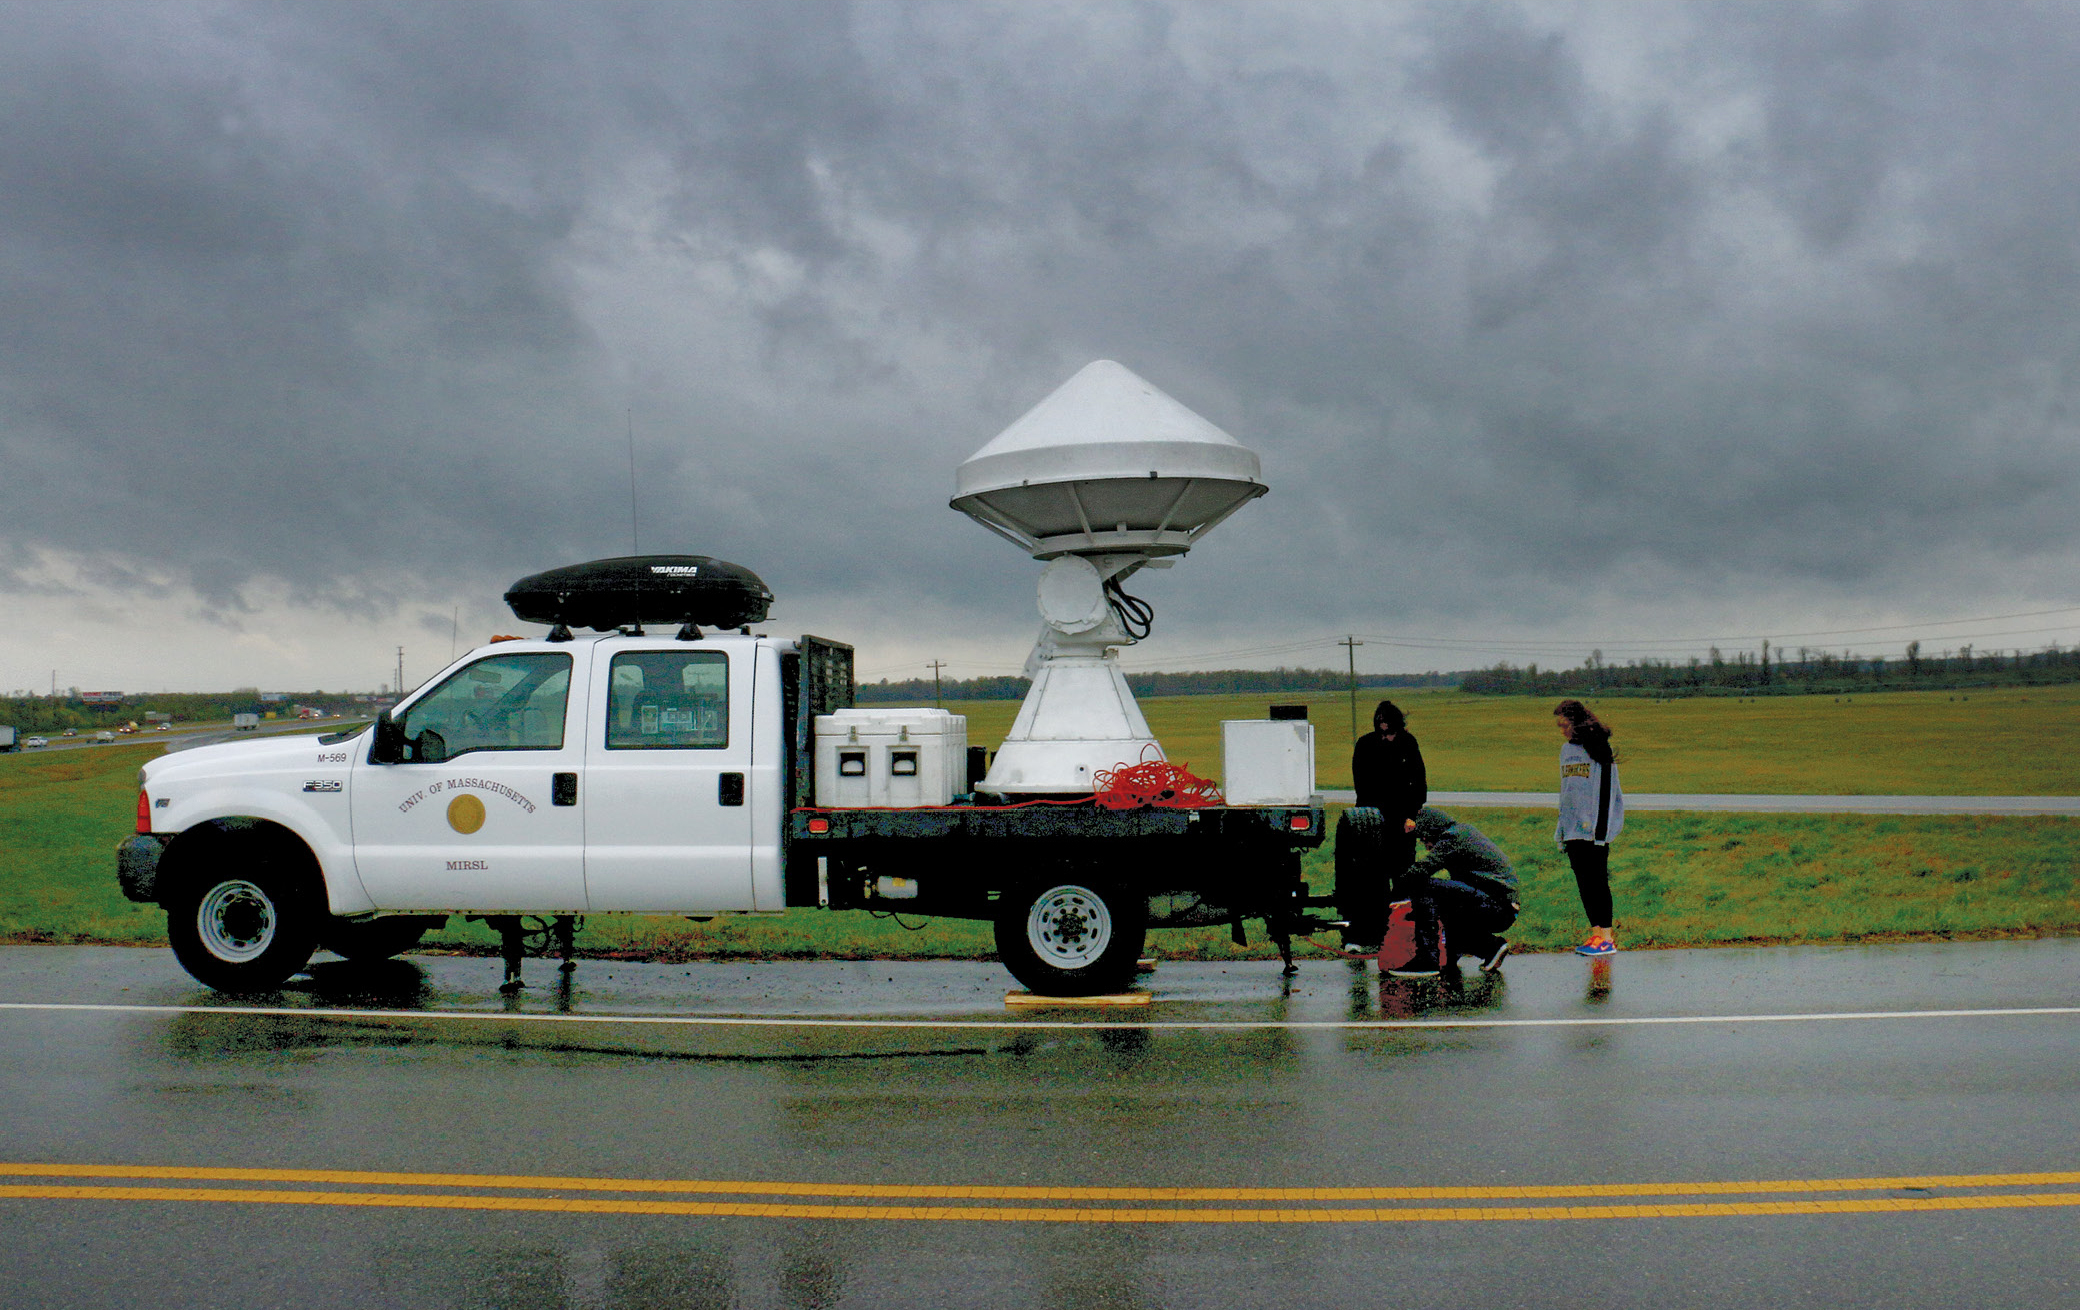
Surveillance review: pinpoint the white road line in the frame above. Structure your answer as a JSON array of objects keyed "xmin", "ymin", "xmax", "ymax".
[{"xmin": 0, "ymin": 1001, "xmax": 2077, "ymax": 1032}]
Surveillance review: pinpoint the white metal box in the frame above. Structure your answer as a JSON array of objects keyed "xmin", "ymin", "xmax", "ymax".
[
  {"xmin": 814, "ymin": 708, "xmax": 969, "ymax": 808},
  {"xmin": 1221, "ymin": 719, "xmax": 1316, "ymax": 805}
]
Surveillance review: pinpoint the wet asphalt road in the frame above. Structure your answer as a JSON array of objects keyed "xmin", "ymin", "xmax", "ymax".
[{"xmin": 2, "ymin": 940, "xmax": 2078, "ymax": 1309}]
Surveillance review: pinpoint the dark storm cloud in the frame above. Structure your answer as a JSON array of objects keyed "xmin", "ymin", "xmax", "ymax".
[{"xmin": 3, "ymin": 0, "xmax": 2078, "ymax": 654}]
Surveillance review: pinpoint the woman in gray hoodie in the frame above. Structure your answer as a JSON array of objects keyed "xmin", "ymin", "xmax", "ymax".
[{"xmin": 1554, "ymin": 699, "xmax": 1624, "ymax": 956}]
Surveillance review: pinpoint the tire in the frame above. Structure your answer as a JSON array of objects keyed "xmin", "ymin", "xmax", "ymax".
[
  {"xmin": 1333, "ymin": 806, "xmax": 1392, "ymax": 942},
  {"xmin": 320, "ymin": 916, "xmax": 444, "ymax": 962},
  {"xmin": 994, "ymin": 882, "xmax": 1147, "ymax": 997},
  {"xmin": 165, "ymin": 842, "xmax": 322, "ymax": 993}
]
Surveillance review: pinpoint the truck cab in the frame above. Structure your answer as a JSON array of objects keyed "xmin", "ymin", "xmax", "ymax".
[
  {"xmin": 346, "ymin": 632, "xmax": 787, "ymax": 918},
  {"xmin": 127, "ymin": 631, "xmax": 800, "ymax": 918}
]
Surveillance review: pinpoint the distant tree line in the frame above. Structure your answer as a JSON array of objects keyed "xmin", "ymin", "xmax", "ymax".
[
  {"xmin": 856, "ymin": 667, "xmax": 1453, "ymax": 703},
  {"xmin": 16, "ymin": 638, "xmax": 2065, "ymax": 733},
  {"xmin": 1459, "ymin": 640, "xmax": 2080, "ymax": 697}
]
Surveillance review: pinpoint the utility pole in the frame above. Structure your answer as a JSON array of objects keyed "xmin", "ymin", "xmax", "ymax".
[
  {"xmin": 1338, "ymin": 636, "xmax": 1363, "ymax": 741},
  {"xmin": 928, "ymin": 660, "xmax": 947, "ymax": 707}
]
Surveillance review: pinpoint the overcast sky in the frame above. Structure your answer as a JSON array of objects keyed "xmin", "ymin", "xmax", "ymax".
[{"xmin": 4, "ymin": 0, "xmax": 2079, "ymax": 694}]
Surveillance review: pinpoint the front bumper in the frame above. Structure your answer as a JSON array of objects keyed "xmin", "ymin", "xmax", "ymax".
[{"xmin": 116, "ymin": 834, "xmax": 167, "ymax": 903}]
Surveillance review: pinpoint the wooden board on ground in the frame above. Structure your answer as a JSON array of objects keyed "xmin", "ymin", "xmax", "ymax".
[{"xmin": 1004, "ymin": 990, "xmax": 1153, "ymax": 1007}]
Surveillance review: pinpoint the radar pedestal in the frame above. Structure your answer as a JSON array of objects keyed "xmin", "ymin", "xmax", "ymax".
[{"xmin": 951, "ymin": 360, "xmax": 1267, "ymax": 796}]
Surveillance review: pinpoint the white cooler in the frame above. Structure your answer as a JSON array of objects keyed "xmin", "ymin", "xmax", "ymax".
[
  {"xmin": 814, "ymin": 708, "xmax": 969, "ymax": 807},
  {"xmin": 1221, "ymin": 719, "xmax": 1316, "ymax": 805}
]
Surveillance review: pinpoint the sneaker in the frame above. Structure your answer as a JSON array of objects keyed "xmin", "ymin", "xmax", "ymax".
[
  {"xmin": 1342, "ymin": 943, "xmax": 1380, "ymax": 958},
  {"xmin": 1573, "ymin": 939, "xmax": 1616, "ymax": 957},
  {"xmin": 1386, "ymin": 961, "xmax": 1440, "ymax": 978},
  {"xmin": 1479, "ymin": 940, "xmax": 1513, "ymax": 974}
]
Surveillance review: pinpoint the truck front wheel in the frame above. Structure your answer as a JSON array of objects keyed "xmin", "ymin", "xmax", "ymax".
[
  {"xmin": 167, "ymin": 858, "xmax": 321, "ymax": 993},
  {"xmin": 995, "ymin": 882, "xmax": 1146, "ymax": 996}
]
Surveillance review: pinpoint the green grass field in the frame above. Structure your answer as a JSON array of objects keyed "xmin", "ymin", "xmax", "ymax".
[
  {"xmin": 3, "ymin": 690, "xmax": 2075, "ymax": 960},
  {"xmin": 1100, "ymin": 682, "xmax": 2080, "ymax": 795}
]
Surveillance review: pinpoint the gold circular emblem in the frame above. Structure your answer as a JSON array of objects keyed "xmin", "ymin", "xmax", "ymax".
[{"xmin": 446, "ymin": 793, "xmax": 486, "ymax": 835}]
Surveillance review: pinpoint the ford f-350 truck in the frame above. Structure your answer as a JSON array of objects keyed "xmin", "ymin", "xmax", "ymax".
[
  {"xmin": 116, "ymin": 361, "xmax": 1355, "ymax": 998},
  {"xmin": 116, "ymin": 597, "xmax": 1326, "ymax": 998}
]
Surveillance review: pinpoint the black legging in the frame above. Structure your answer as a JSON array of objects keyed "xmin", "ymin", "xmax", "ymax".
[{"xmin": 1565, "ymin": 840, "xmax": 1612, "ymax": 928}]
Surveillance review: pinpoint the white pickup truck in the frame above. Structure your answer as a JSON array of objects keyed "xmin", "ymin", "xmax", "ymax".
[{"xmin": 117, "ymin": 560, "xmax": 1327, "ymax": 997}]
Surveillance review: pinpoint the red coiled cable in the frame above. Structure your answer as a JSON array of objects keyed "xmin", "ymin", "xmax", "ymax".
[{"xmin": 1092, "ymin": 756, "xmax": 1224, "ymax": 810}]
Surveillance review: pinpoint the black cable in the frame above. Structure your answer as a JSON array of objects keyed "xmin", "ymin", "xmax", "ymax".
[
  {"xmin": 1104, "ymin": 578, "xmax": 1155, "ymax": 640},
  {"xmin": 867, "ymin": 909, "xmax": 930, "ymax": 931}
]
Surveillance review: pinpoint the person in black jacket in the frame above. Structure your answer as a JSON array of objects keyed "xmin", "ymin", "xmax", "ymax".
[{"xmin": 1341, "ymin": 700, "xmax": 1427, "ymax": 955}]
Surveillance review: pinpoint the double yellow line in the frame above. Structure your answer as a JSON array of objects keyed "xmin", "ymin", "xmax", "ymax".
[{"xmin": 4, "ymin": 1163, "xmax": 2079, "ymax": 1224}]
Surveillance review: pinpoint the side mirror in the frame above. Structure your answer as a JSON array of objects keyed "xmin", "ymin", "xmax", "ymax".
[{"xmin": 371, "ymin": 709, "xmax": 406, "ymax": 764}]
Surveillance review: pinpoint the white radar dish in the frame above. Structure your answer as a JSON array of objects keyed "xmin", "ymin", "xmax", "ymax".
[{"xmin": 951, "ymin": 359, "xmax": 1265, "ymax": 560}]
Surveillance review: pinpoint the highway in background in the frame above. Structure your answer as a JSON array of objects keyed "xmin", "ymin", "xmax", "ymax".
[{"xmin": 11, "ymin": 717, "xmax": 369, "ymax": 755}]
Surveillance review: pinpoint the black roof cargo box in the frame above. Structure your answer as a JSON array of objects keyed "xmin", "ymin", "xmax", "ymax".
[{"xmin": 505, "ymin": 556, "xmax": 773, "ymax": 632}]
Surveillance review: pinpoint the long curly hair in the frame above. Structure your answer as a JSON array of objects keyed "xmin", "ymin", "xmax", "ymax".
[{"xmin": 1554, "ymin": 699, "xmax": 1615, "ymax": 765}]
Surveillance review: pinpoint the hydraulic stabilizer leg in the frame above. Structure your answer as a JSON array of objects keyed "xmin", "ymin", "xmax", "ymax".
[
  {"xmin": 554, "ymin": 916, "xmax": 577, "ymax": 973},
  {"xmin": 486, "ymin": 915, "xmax": 526, "ymax": 993},
  {"xmin": 1269, "ymin": 921, "xmax": 1298, "ymax": 975}
]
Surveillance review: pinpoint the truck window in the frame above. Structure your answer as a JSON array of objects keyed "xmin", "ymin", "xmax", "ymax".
[
  {"xmin": 397, "ymin": 652, "xmax": 572, "ymax": 762},
  {"xmin": 606, "ymin": 651, "xmax": 728, "ymax": 749}
]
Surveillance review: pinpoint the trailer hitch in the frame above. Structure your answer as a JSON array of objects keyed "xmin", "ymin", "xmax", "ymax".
[{"xmin": 1264, "ymin": 911, "xmax": 1349, "ymax": 975}]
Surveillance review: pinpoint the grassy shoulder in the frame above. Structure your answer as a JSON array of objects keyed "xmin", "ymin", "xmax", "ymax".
[
  {"xmin": 0, "ymin": 744, "xmax": 170, "ymax": 946},
  {"xmin": 3, "ymin": 742, "xmax": 2075, "ymax": 958},
  {"xmin": 417, "ymin": 808, "xmax": 2080, "ymax": 961}
]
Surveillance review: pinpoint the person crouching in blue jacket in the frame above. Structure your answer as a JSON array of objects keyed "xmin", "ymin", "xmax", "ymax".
[{"xmin": 1391, "ymin": 806, "xmax": 1520, "ymax": 977}]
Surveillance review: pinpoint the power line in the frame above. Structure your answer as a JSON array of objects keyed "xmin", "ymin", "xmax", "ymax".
[
  {"xmin": 849, "ymin": 603, "xmax": 2080, "ymax": 682},
  {"xmin": 1355, "ymin": 606, "xmax": 2080, "ymax": 651}
]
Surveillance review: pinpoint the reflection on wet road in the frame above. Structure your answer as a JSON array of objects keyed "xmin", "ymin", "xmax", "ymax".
[{"xmin": 2, "ymin": 941, "xmax": 2079, "ymax": 1307}]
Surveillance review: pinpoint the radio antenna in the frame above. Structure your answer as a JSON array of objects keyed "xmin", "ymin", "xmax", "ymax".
[{"xmin": 626, "ymin": 407, "xmax": 640, "ymax": 555}]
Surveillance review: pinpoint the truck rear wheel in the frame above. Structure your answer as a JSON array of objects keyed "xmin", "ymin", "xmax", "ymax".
[
  {"xmin": 166, "ymin": 850, "xmax": 321, "ymax": 993},
  {"xmin": 1333, "ymin": 806, "xmax": 1392, "ymax": 944},
  {"xmin": 321, "ymin": 916, "xmax": 444, "ymax": 962},
  {"xmin": 995, "ymin": 882, "xmax": 1146, "ymax": 996}
]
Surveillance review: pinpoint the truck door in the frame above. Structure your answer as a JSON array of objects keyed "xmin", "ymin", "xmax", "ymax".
[
  {"xmin": 349, "ymin": 649, "xmax": 589, "ymax": 912},
  {"xmin": 580, "ymin": 645, "xmax": 756, "ymax": 912}
]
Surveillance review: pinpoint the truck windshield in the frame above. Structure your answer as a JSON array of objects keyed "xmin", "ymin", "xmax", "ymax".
[
  {"xmin": 397, "ymin": 652, "xmax": 572, "ymax": 761},
  {"xmin": 607, "ymin": 650, "xmax": 728, "ymax": 749}
]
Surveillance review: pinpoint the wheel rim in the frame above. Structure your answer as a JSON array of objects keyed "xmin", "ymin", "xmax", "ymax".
[
  {"xmin": 197, "ymin": 880, "xmax": 277, "ymax": 962},
  {"xmin": 1026, "ymin": 885, "xmax": 1113, "ymax": 969}
]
